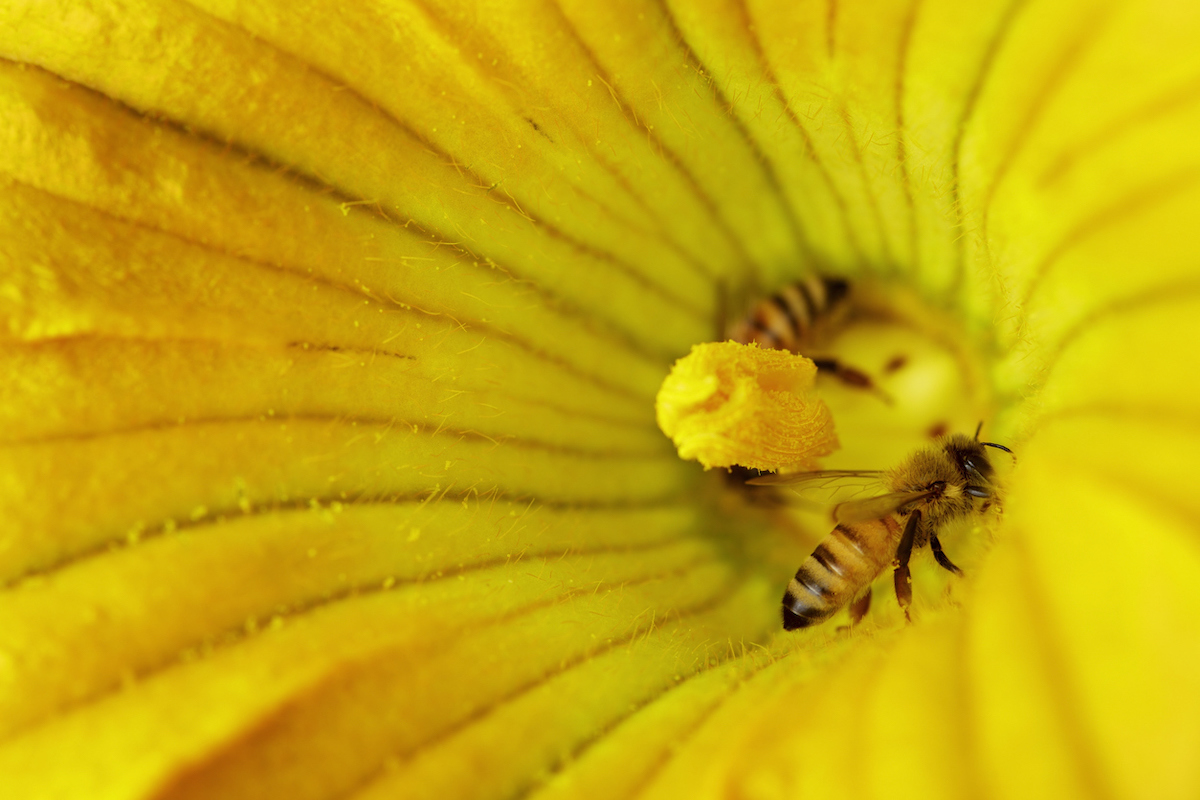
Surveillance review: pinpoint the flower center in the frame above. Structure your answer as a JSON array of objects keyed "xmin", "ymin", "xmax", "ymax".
[{"xmin": 698, "ymin": 277, "xmax": 1005, "ymax": 630}]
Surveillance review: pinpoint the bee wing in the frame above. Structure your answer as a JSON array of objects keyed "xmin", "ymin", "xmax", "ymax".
[
  {"xmin": 833, "ymin": 489, "xmax": 934, "ymax": 525},
  {"xmin": 745, "ymin": 469, "xmax": 884, "ymax": 487},
  {"xmin": 746, "ymin": 469, "xmax": 887, "ymax": 511}
]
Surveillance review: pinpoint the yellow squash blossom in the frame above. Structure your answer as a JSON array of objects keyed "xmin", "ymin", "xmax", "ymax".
[{"xmin": 1, "ymin": 1, "xmax": 1199, "ymax": 799}]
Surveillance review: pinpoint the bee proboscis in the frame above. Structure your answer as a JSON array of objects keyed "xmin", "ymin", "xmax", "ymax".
[{"xmin": 751, "ymin": 429, "xmax": 1013, "ymax": 630}]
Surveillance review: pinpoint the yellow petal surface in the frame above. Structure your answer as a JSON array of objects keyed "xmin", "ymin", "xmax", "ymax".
[{"xmin": 2, "ymin": 0, "xmax": 1199, "ymax": 799}]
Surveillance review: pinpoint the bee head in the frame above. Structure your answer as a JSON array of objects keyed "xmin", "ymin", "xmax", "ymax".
[{"xmin": 945, "ymin": 435, "xmax": 1014, "ymax": 501}]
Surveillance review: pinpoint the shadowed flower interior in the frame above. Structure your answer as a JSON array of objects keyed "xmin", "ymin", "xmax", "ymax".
[{"xmin": 2, "ymin": 1, "xmax": 1200, "ymax": 799}]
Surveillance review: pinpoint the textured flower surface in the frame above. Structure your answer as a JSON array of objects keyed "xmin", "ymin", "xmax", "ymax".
[
  {"xmin": 656, "ymin": 342, "xmax": 838, "ymax": 471},
  {"xmin": 2, "ymin": 1, "xmax": 1200, "ymax": 799}
]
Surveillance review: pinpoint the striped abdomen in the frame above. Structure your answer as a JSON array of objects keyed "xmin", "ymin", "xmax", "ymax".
[
  {"xmin": 730, "ymin": 276, "xmax": 849, "ymax": 352},
  {"xmin": 782, "ymin": 517, "xmax": 901, "ymax": 630}
]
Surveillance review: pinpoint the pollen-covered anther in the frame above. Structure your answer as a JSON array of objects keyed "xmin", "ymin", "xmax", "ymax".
[{"xmin": 655, "ymin": 341, "xmax": 839, "ymax": 472}]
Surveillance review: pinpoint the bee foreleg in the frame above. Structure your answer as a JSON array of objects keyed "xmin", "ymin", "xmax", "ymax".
[
  {"xmin": 893, "ymin": 510, "xmax": 921, "ymax": 623},
  {"xmin": 929, "ymin": 533, "xmax": 962, "ymax": 575},
  {"xmin": 848, "ymin": 588, "xmax": 872, "ymax": 625}
]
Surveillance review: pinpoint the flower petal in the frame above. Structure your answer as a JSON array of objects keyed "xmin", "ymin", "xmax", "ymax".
[{"xmin": 2, "ymin": 0, "xmax": 1199, "ymax": 798}]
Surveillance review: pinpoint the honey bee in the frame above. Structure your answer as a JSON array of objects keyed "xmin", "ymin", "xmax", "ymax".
[
  {"xmin": 727, "ymin": 274, "xmax": 884, "ymax": 398},
  {"xmin": 728, "ymin": 274, "xmax": 848, "ymax": 350},
  {"xmin": 750, "ymin": 428, "xmax": 1013, "ymax": 629}
]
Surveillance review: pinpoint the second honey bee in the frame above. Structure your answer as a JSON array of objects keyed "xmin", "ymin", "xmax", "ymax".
[
  {"xmin": 751, "ymin": 429, "xmax": 1013, "ymax": 629},
  {"xmin": 728, "ymin": 274, "xmax": 849, "ymax": 352},
  {"xmin": 727, "ymin": 274, "xmax": 885, "ymax": 399}
]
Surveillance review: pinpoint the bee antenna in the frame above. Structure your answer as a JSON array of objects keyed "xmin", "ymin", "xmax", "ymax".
[
  {"xmin": 981, "ymin": 441, "xmax": 1015, "ymax": 463},
  {"xmin": 973, "ymin": 421, "xmax": 984, "ymax": 440}
]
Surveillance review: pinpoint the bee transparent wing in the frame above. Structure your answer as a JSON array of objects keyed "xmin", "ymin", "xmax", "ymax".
[
  {"xmin": 745, "ymin": 469, "xmax": 884, "ymax": 487},
  {"xmin": 746, "ymin": 469, "xmax": 887, "ymax": 511},
  {"xmin": 833, "ymin": 489, "xmax": 934, "ymax": 525}
]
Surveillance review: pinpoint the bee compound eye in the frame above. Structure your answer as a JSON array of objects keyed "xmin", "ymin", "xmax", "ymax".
[{"xmin": 964, "ymin": 486, "xmax": 990, "ymax": 499}]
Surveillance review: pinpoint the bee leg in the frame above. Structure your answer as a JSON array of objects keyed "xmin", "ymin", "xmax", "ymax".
[
  {"xmin": 929, "ymin": 533, "xmax": 962, "ymax": 575},
  {"xmin": 893, "ymin": 510, "xmax": 921, "ymax": 623},
  {"xmin": 810, "ymin": 358, "xmax": 894, "ymax": 405},
  {"xmin": 848, "ymin": 588, "xmax": 872, "ymax": 625}
]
